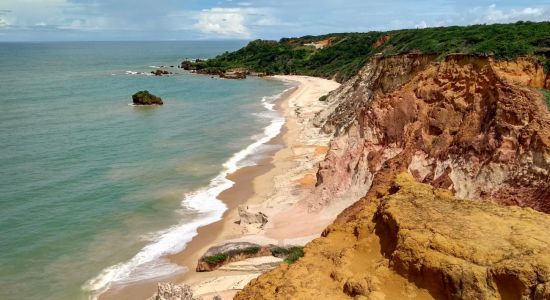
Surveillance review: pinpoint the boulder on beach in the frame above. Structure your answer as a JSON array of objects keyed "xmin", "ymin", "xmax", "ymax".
[{"xmin": 132, "ymin": 90, "xmax": 163, "ymax": 105}]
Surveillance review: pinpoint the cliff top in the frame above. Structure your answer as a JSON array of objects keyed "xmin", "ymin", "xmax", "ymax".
[{"xmin": 187, "ymin": 21, "xmax": 550, "ymax": 82}]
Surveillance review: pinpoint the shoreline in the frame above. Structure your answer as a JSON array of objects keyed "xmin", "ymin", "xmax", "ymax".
[{"xmin": 99, "ymin": 76, "xmax": 340, "ymax": 300}]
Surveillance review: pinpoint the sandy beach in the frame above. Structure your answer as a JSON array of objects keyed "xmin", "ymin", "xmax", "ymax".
[{"xmin": 100, "ymin": 75, "xmax": 340, "ymax": 300}]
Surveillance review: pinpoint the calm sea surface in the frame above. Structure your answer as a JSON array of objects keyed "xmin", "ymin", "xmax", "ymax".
[{"xmin": 0, "ymin": 41, "xmax": 289, "ymax": 299}]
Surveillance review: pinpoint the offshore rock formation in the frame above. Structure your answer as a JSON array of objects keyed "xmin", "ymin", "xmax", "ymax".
[
  {"xmin": 132, "ymin": 90, "xmax": 163, "ymax": 105},
  {"xmin": 236, "ymin": 174, "xmax": 550, "ymax": 300},
  {"xmin": 151, "ymin": 69, "xmax": 172, "ymax": 76},
  {"xmin": 312, "ymin": 54, "xmax": 549, "ymax": 214}
]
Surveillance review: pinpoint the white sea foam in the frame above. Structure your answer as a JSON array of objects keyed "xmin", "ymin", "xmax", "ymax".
[
  {"xmin": 124, "ymin": 70, "xmax": 153, "ymax": 76},
  {"xmin": 83, "ymin": 86, "xmax": 294, "ymax": 299}
]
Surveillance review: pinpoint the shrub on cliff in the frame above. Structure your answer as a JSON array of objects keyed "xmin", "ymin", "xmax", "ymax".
[
  {"xmin": 283, "ymin": 247, "xmax": 304, "ymax": 264},
  {"xmin": 202, "ymin": 253, "xmax": 228, "ymax": 264}
]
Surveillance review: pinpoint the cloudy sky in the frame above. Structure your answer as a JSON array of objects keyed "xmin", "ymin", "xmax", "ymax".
[{"xmin": 0, "ymin": 0, "xmax": 549, "ymax": 41}]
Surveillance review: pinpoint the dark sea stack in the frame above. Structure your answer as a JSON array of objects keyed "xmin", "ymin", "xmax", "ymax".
[{"xmin": 132, "ymin": 90, "xmax": 163, "ymax": 105}]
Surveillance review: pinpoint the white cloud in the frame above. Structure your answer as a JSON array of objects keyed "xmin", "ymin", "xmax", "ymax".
[
  {"xmin": 0, "ymin": 0, "xmax": 67, "ymax": 28},
  {"xmin": 471, "ymin": 4, "xmax": 549, "ymax": 24},
  {"xmin": 195, "ymin": 7, "xmax": 250, "ymax": 37},
  {"xmin": 415, "ymin": 20, "xmax": 428, "ymax": 29}
]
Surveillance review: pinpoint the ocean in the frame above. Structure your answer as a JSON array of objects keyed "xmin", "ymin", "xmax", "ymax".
[{"xmin": 0, "ymin": 41, "xmax": 290, "ymax": 300}]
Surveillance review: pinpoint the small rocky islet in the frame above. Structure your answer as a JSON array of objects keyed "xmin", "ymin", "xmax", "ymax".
[{"xmin": 132, "ymin": 90, "xmax": 163, "ymax": 106}]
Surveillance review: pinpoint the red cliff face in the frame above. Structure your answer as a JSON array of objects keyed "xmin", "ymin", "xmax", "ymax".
[
  {"xmin": 312, "ymin": 54, "xmax": 550, "ymax": 217},
  {"xmin": 236, "ymin": 55, "xmax": 550, "ymax": 300}
]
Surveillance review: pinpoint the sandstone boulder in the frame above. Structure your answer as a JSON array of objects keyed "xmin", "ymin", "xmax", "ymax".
[
  {"xmin": 238, "ymin": 205, "xmax": 268, "ymax": 228},
  {"xmin": 148, "ymin": 282, "xmax": 196, "ymax": 300}
]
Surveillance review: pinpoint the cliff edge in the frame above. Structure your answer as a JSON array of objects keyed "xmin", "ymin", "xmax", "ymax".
[{"xmin": 236, "ymin": 174, "xmax": 550, "ymax": 300}]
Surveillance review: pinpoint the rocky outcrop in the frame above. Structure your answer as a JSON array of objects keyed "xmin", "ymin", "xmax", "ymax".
[
  {"xmin": 236, "ymin": 174, "xmax": 550, "ymax": 300},
  {"xmin": 148, "ymin": 283, "xmax": 196, "ymax": 300},
  {"xmin": 196, "ymin": 242, "xmax": 268, "ymax": 272},
  {"xmin": 311, "ymin": 54, "xmax": 550, "ymax": 214},
  {"xmin": 132, "ymin": 90, "xmax": 163, "ymax": 105},
  {"xmin": 196, "ymin": 243, "xmax": 303, "ymax": 272},
  {"xmin": 221, "ymin": 68, "xmax": 248, "ymax": 79},
  {"xmin": 151, "ymin": 69, "xmax": 172, "ymax": 76},
  {"xmin": 238, "ymin": 205, "xmax": 268, "ymax": 231}
]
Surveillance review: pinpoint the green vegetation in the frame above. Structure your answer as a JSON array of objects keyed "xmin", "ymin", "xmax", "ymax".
[
  {"xmin": 188, "ymin": 21, "xmax": 550, "ymax": 83},
  {"xmin": 541, "ymin": 89, "xmax": 550, "ymax": 109},
  {"xmin": 319, "ymin": 95, "xmax": 328, "ymax": 102},
  {"xmin": 284, "ymin": 247, "xmax": 305, "ymax": 264},
  {"xmin": 241, "ymin": 246, "xmax": 261, "ymax": 255},
  {"xmin": 271, "ymin": 246, "xmax": 305, "ymax": 264},
  {"xmin": 201, "ymin": 246, "xmax": 261, "ymax": 265},
  {"xmin": 202, "ymin": 253, "xmax": 228, "ymax": 264}
]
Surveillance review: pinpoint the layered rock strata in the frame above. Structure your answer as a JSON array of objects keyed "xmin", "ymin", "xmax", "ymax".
[{"xmin": 312, "ymin": 54, "xmax": 549, "ymax": 214}]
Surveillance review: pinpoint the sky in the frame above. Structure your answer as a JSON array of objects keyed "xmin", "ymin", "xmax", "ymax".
[{"xmin": 0, "ymin": 0, "xmax": 549, "ymax": 41}]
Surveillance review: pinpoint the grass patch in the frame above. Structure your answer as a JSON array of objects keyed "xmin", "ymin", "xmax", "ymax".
[
  {"xmin": 271, "ymin": 246, "xmax": 305, "ymax": 264},
  {"xmin": 201, "ymin": 246, "xmax": 261, "ymax": 265},
  {"xmin": 202, "ymin": 253, "xmax": 228, "ymax": 264},
  {"xmin": 284, "ymin": 247, "xmax": 305, "ymax": 264},
  {"xmin": 240, "ymin": 246, "xmax": 261, "ymax": 255}
]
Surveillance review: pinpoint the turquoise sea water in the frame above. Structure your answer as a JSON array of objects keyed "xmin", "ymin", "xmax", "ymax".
[{"xmin": 0, "ymin": 42, "xmax": 289, "ymax": 300}]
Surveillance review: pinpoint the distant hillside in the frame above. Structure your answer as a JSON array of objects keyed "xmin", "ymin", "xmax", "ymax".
[{"xmin": 187, "ymin": 21, "xmax": 550, "ymax": 82}]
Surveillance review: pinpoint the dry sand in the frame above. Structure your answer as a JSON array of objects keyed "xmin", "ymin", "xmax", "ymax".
[{"xmin": 99, "ymin": 76, "xmax": 340, "ymax": 300}]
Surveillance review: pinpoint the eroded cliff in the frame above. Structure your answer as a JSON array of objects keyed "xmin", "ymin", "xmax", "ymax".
[
  {"xmin": 312, "ymin": 54, "xmax": 549, "ymax": 215},
  {"xmin": 236, "ymin": 174, "xmax": 550, "ymax": 300},
  {"xmin": 237, "ymin": 54, "xmax": 550, "ymax": 299}
]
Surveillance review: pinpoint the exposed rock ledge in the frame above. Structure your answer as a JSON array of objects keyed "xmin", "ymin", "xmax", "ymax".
[{"xmin": 236, "ymin": 174, "xmax": 550, "ymax": 300}]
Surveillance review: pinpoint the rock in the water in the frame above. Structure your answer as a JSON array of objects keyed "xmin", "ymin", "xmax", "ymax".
[
  {"xmin": 132, "ymin": 90, "xmax": 163, "ymax": 105},
  {"xmin": 151, "ymin": 69, "xmax": 172, "ymax": 76},
  {"xmin": 148, "ymin": 282, "xmax": 196, "ymax": 300}
]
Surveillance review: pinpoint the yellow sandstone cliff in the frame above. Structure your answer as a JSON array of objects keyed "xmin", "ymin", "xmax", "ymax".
[{"xmin": 236, "ymin": 174, "xmax": 550, "ymax": 300}]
